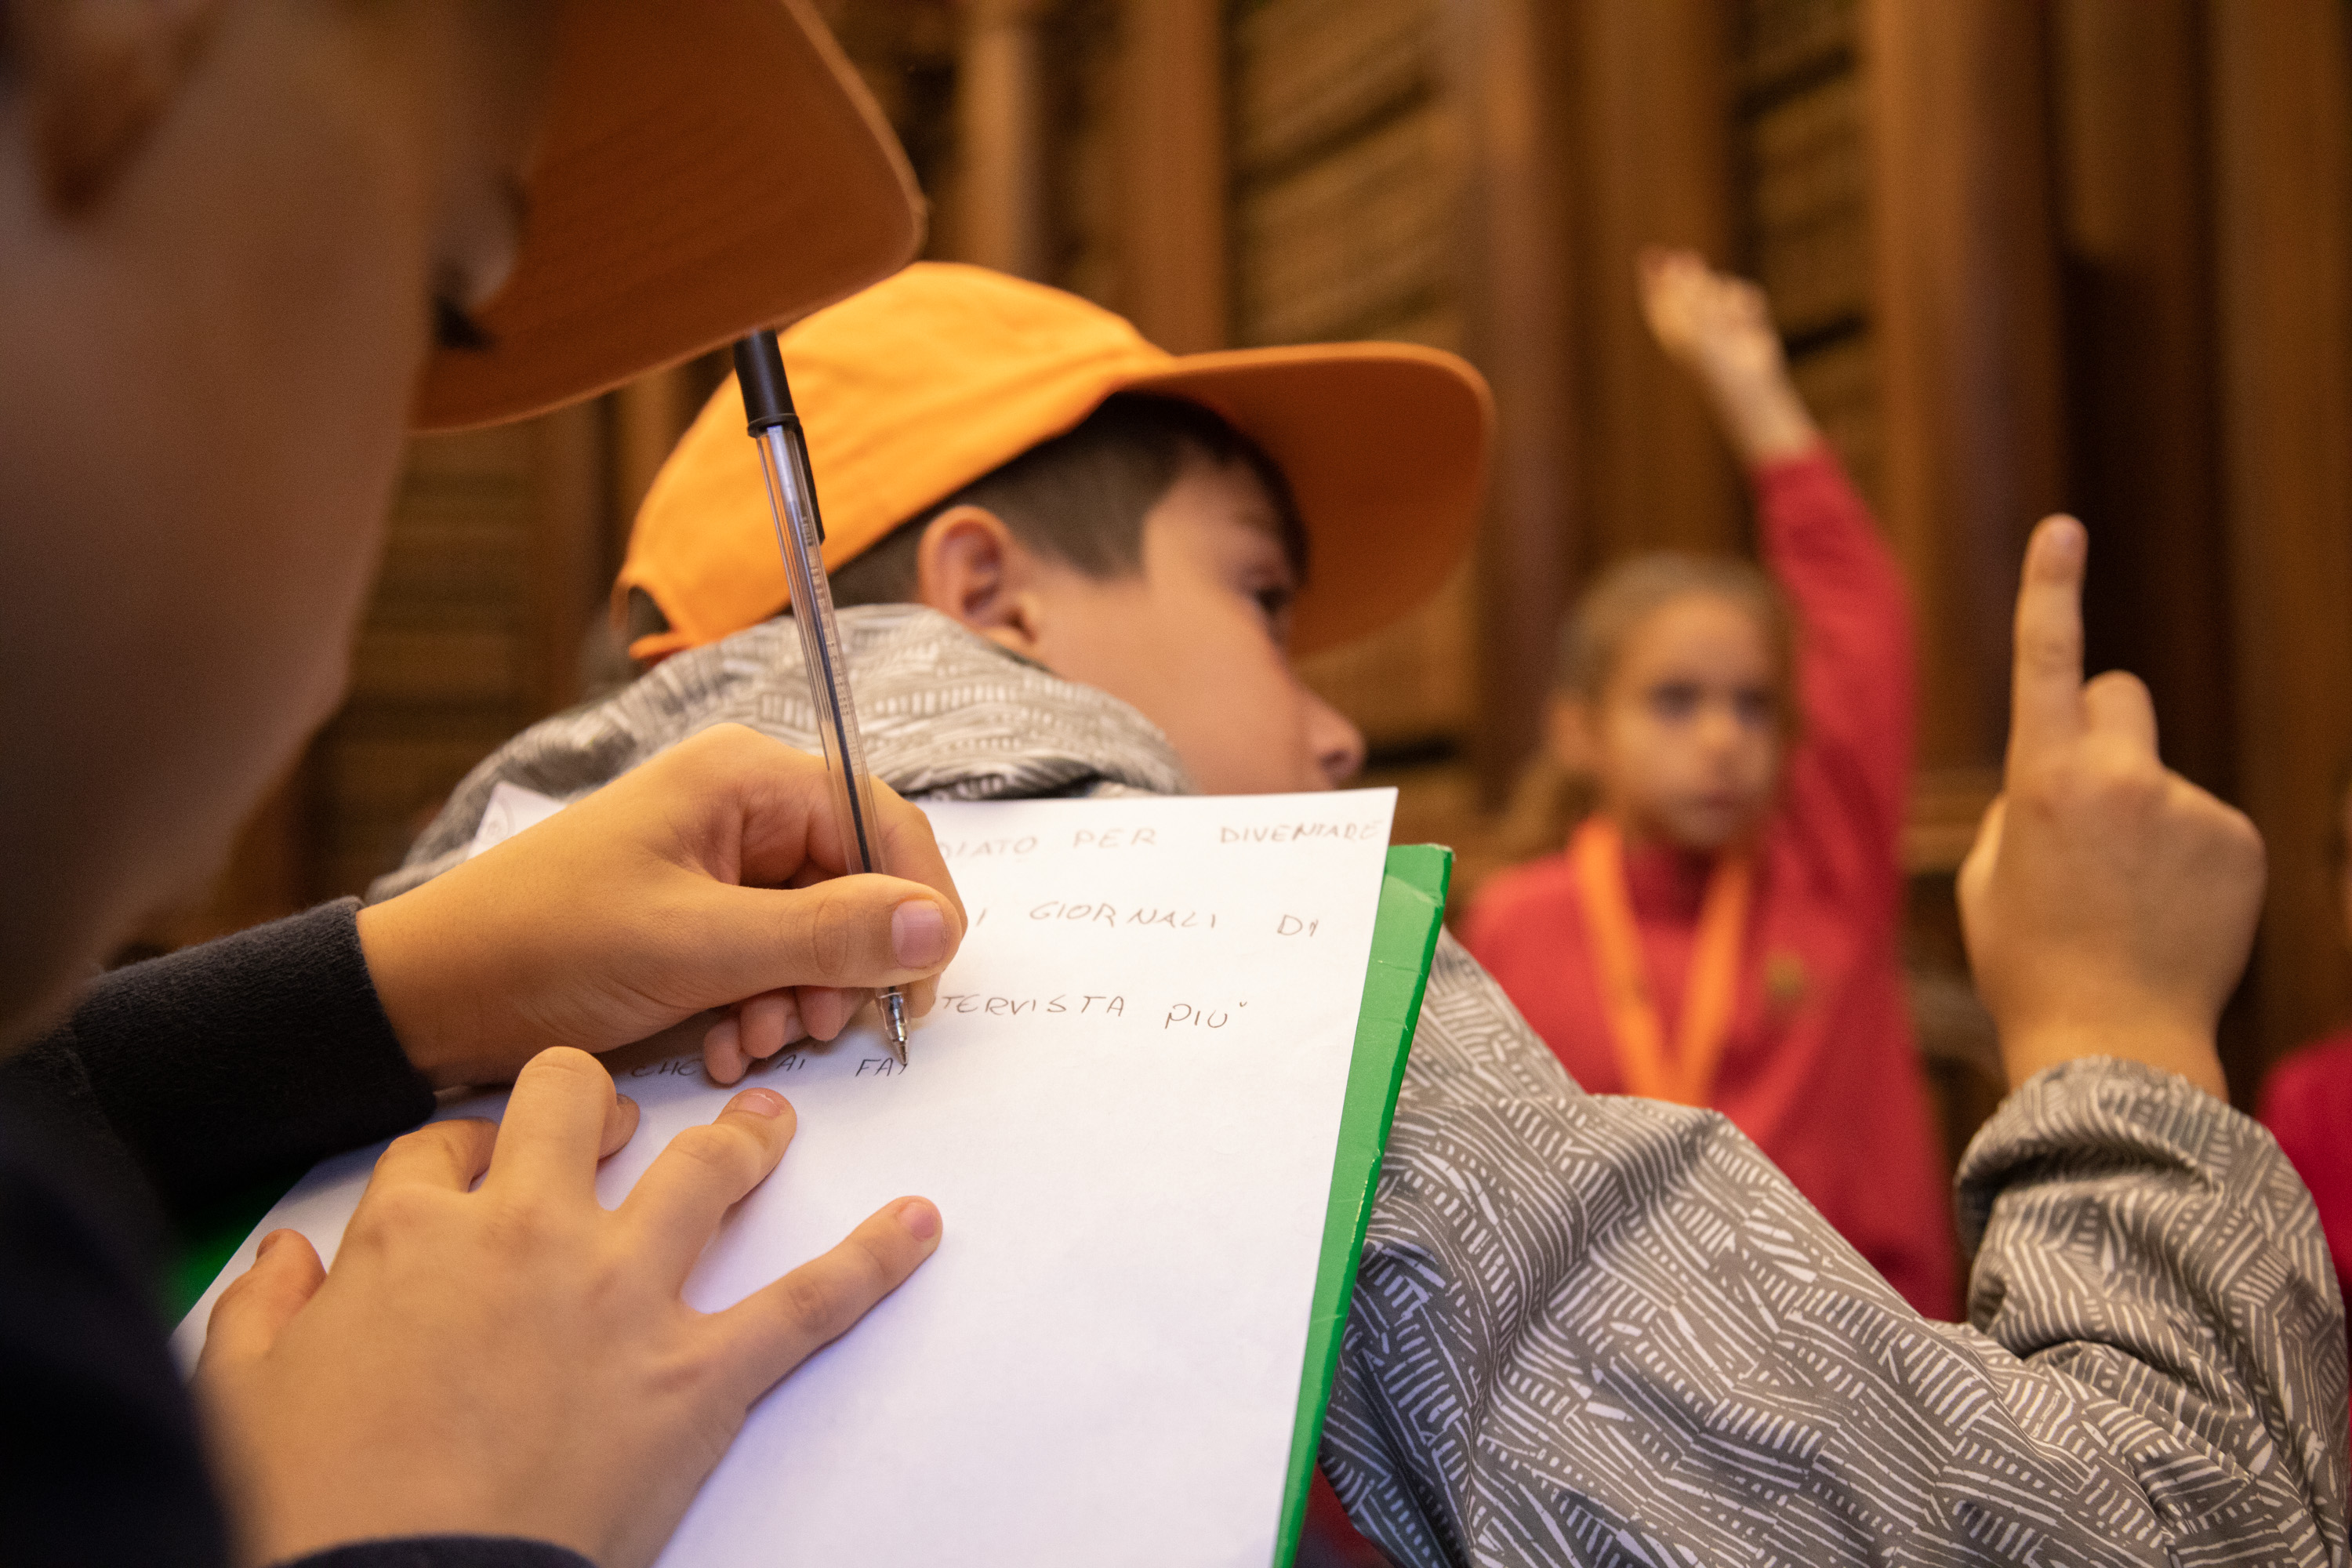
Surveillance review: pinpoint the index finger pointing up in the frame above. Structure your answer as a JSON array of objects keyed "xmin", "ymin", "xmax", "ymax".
[{"xmin": 2008, "ymin": 515, "xmax": 2089, "ymax": 764}]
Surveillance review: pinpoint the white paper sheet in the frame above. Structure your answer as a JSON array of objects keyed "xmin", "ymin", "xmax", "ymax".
[
  {"xmin": 176, "ymin": 789, "xmax": 1398, "ymax": 1568},
  {"xmin": 466, "ymin": 779, "xmax": 565, "ymax": 858}
]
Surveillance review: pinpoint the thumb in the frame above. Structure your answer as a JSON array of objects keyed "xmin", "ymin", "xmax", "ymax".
[
  {"xmin": 200, "ymin": 1229, "xmax": 327, "ymax": 1369},
  {"xmin": 684, "ymin": 873, "xmax": 962, "ymax": 996}
]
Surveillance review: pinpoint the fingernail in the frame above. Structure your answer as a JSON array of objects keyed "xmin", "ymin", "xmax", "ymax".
[
  {"xmin": 896, "ymin": 1198, "xmax": 941, "ymax": 1241},
  {"xmin": 257, "ymin": 1230, "xmax": 287, "ymax": 1258},
  {"xmin": 732, "ymin": 1088, "xmax": 789, "ymax": 1119},
  {"xmin": 892, "ymin": 900, "xmax": 949, "ymax": 968}
]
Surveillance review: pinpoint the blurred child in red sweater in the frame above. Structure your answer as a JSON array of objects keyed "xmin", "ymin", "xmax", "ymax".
[
  {"xmin": 2257, "ymin": 778, "xmax": 2352, "ymax": 1417},
  {"xmin": 1463, "ymin": 249, "xmax": 1956, "ymax": 1318}
]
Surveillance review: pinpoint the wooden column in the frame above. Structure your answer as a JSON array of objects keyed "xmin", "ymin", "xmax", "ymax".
[
  {"xmin": 2049, "ymin": 0, "xmax": 2231, "ymax": 797},
  {"xmin": 1566, "ymin": 0, "xmax": 1741, "ymax": 564},
  {"xmin": 957, "ymin": 0, "xmax": 1051, "ymax": 280},
  {"xmin": 1440, "ymin": 0, "xmax": 1580, "ymax": 805},
  {"xmin": 612, "ymin": 367, "xmax": 699, "ymax": 546},
  {"xmin": 1120, "ymin": 0, "xmax": 1226, "ymax": 352},
  {"xmin": 2210, "ymin": 0, "xmax": 2352, "ymax": 1078},
  {"xmin": 527, "ymin": 402, "xmax": 609, "ymax": 715},
  {"xmin": 1863, "ymin": 0, "xmax": 2067, "ymax": 771}
]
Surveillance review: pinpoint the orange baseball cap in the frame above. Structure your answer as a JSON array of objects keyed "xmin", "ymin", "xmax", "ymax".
[
  {"xmin": 412, "ymin": 0, "xmax": 922, "ymax": 431},
  {"xmin": 621, "ymin": 263, "xmax": 1494, "ymax": 660}
]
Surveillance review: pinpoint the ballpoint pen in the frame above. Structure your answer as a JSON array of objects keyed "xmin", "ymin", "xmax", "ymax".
[{"xmin": 733, "ymin": 328, "xmax": 910, "ymax": 1065}]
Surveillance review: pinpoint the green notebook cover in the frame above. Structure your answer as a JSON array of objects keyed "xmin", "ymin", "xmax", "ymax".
[
  {"xmin": 1270, "ymin": 841, "xmax": 1454, "ymax": 1566},
  {"xmin": 166, "ymin": 842, "xmax": 1457, "ymax": 1566}
]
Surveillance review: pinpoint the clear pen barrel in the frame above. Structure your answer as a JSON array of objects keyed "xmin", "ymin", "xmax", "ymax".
[{"xmin": 754, "ymin": 424, "xmax": 891, "ymax": 883}]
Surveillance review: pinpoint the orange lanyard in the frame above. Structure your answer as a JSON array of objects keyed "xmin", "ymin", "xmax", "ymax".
[{"xmin": 1568, "ymin": 817, "xmax": 1752, "ymax": 1106}]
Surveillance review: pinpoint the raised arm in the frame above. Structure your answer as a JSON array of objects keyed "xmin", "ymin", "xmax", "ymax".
[{"xmin": 1640, "ymin": 249, "xmax": 1913, "ymax": 903}]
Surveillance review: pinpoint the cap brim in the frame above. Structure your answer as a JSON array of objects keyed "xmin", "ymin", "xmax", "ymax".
[
  {"xmin": 413, "ymin": 0, "xmax": 924, "ymax": 432},
  {"xmin": 1127, "ymin": 345, "xmax": 1494, "ymax": 656}
]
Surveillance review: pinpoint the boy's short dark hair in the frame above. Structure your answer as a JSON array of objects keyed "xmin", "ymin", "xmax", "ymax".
[{"xmin": 829, "ymin": 393, "xmax": 1308, "ymax": 608}]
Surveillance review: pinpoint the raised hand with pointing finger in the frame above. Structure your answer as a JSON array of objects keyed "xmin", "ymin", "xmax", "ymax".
[{"xmin": 1958, "ymin": 516, "xmax": 2264, "ymax": 1096}]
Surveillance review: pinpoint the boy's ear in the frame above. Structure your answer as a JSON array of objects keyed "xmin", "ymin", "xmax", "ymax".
[
  {"xmin": 913, "ymin": 505, "xmax": 1047, "ymax": 656},
  {"xmin": 9, "ymin": 0, "xmax": 228, "ymax": 212},
  {"xmin": 1546, "ymin": 692, "xmax": 1595, "ymax": 775}
]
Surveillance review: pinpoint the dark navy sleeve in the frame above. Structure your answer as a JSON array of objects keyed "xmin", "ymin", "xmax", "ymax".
[
  {"xmin": 1, "ymin": 900, "xmax": 436, "ymax": 1224},
  {"xmin": 0, "ymin": 1093, "xmax": 231, "ymax": 1566},
  {"xmin": 2, "ymin": 1091, "xmax": 595, "ymax": 1568}
]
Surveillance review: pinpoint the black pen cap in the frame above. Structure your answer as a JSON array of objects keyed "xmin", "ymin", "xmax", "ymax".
[{"xmin": 733, "ymin": 329, "xmax": 797, "ymax": 433}]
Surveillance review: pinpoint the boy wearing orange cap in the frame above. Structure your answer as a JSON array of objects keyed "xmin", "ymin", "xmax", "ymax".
[{"xmin": 392, "ymin": 264, "xmax": 2340, "ymax": 1563}]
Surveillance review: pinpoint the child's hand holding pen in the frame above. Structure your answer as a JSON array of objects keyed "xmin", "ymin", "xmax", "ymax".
[{"xmin": 355, "ymin": 724, "xmax": 968, "ymax": 1090}]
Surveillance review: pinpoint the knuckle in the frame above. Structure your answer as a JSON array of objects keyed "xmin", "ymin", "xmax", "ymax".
[
  {"xmin": 2084, "ymin": 747, "xmax": 2162, "ymax": 802},
  {"xmin": 524, "ymin": 1045, "xmax": 610, "ymax": 1089},
  {"xmin": 702, "ymin": 723, "xmax": 768, "ymax": 771},
  {"xmin": 477, "ymin": 1190, "xmax": 564, "ymax": 1255},
  {"xmin": 363, "ymin": 1182, "xmax": 444, "ymax": 1233},
  {"xmin": 779, "ymin": 1270, "xmax": 858, "ymax": 1336},
  {"xmin": 2230, "ymin": 810, "xmax": 2265, "ymax": 856},
  {"xmin": 2010, "ymin": 760, "xmax": 2072, "ymax": 813},
  {"xmin": 640, "ymin": 1334, "xmax": 731, "ymax": 1406},
  {"xmin": 666, "ymin": 1122, "xmax": 764, "ymax": 1186},
  {"xmin": 2018, "ymin": 617, "xmax": 2078, "ymax": 659},
  {"xmin": 832, "ymin": 1231, "xmax": 910, "ymax": 1312},
  {"xmin": 802, "ymin": 886, "xmax": 867, "ymax": 979},
  {"xmin": 2212, "ymin": 805, "xmax": 2267, "ymax": 866},
  {"xmin": 409, "ymin": 1116, "xmax": 492, "ymax": 1168},
  {"xmin": 670, "ymin": 724, "xmax": 755, "ymax": 792},
  {"xmin": 383, "ymin": 1123, "xmax": 445, "ymax": 1163},
  {"xmin": 2028, "ymin": 748, "xmax": 2160, "ymax": 817},
  {"xmin": 216, "ymin": 1263, "xmax": 274, "ymax": 1313},
  {"xmin": 848, "ymin": 1232, "xmax": 903, "ymax": 1292}
]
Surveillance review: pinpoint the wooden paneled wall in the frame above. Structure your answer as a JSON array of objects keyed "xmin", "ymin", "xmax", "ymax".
[
  {"xmin": 2206, "ymin": 0, "xmax": 2352, "ymax": 1087},
  {"xmin": 1231, "ymin": 0, "xmax": 1486, "ymax": 802},
  {"xmin": 1742, "ymin": 1, "xmax": 1878, "ymax": 499},
  {"xmin": 306, "ymin": 416, "xmax": 608, "ymax": 900},
  {"xmin": 133, "ymin": 408, "xmax": 619, "ymax": 953},
  {"xmin": 1558, "ymin": 1, "xmax": 1743, "ymax": 571},
  {"xmin": 1866, "ymin": 0, "xmax": 2068, "ymax": 775},
  {"xmin": 1439, "ymin": 0, "xmax": 1578, "ymax": 810},
  {"xmin": 153, "ymin": 0, "xmax": 2352, "ymax": 1098},
  {"xmin": 1120, "ymin": 0, "xmax": 1229, "ymax": 352},
  {"xmin": 2050, "ymin": 0, "xmax": 2232, "ymax": 799}
]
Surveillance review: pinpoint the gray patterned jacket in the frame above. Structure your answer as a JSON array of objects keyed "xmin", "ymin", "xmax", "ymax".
[{"xmin": 380, "ymin": 606, "xmax": 2349, "ymax": 1566}]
